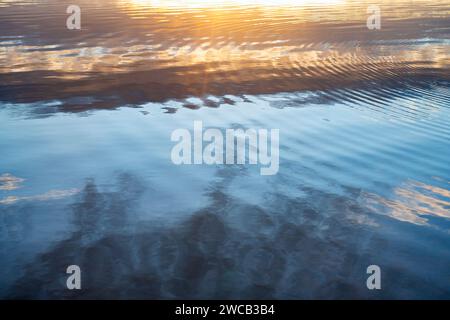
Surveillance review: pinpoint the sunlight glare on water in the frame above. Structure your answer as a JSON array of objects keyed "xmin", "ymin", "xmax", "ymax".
[{"xmin": 124, "ymin": 0, "xmax": 344, "ymax": 8}]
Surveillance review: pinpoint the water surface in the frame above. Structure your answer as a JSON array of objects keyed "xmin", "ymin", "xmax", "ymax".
[{"xmin": 0, "ymin": 0, "xmax": 449, "ymax": 299}]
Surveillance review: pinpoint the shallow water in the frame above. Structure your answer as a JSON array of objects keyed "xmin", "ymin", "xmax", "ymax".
[{"xmin": 0, "ymin": 0, "xmax": 449, "ymax": 299}]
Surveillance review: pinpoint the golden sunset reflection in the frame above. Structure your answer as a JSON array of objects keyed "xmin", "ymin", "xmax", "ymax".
[
  {"xmin": 364, "ymin": 181, "xmax": 450, "ymax": 226},
  {"xmin": 123, "ymin": 0, "xmax": 344, "ymax": 9},
  {"xmin": 2, "ymin": 42, "xmax": 448, "ymax": 78},
  {"xmin": 0, "ymin": 0, "xmax": 449, "ymax": 102},
  {"xmin": 1, "ymin": 0, "xmax": 449, "ymax": 76}
]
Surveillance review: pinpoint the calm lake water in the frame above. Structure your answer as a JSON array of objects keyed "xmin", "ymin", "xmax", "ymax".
[{"xmin": 0, "ymin": 0, "xmax": 449, "ymax": 299}]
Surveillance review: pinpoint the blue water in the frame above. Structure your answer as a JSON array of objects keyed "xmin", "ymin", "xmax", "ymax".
[{"xmin": 0, "ymin": 0, "xmax": 449, "ymax": 299}]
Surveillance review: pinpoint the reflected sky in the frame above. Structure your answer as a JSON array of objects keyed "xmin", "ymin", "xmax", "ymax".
[
  {"xmin": 363, "ymin": 180, "xmax": 450, "ymax": 225},
  {"xmin": 1, "ymin": 88, "xmax": 450, "ymax": 298},
  {"xmin": 0, "ymin": 174, "xmax": 25, "ymax": 191},
  {"xmin": 0, "ymin": 0, "xmax": 450, "ymax": 299}
]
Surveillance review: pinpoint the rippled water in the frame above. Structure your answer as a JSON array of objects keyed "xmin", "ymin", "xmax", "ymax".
[{"xmin": 0, "ymin": 0, "xmax": 449, "ymax": 299}]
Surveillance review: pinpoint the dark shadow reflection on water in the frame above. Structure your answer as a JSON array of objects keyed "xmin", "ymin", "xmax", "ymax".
[{"xmin": 6, "ymin": 170, "xmax": 450, "ymax": 299}]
